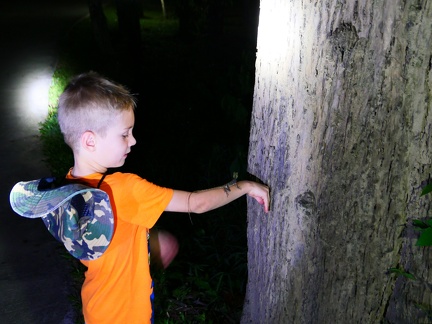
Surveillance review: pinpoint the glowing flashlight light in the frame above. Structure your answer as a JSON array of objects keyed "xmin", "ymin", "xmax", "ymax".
[
  {"xmin": 14, "ymin": 69, "xmax": 53, "ymax": 131},
  {"xmin": 256, "ymin": 2, "xmax": 303, "ymax": 66}
]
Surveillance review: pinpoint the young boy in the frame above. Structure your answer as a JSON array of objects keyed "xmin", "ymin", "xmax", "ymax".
[{"xmin": 57, "ymin": 72, "xmax": 269, "ymax": 323}]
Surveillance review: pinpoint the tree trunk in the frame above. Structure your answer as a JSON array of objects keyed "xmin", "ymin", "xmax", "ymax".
[
  {"xmin": 243, "ymin": 0, "xmax": 432, "ymax": 323},
  {"xmin": 115, "ymin": 0, "xmax": 141, "ymax": 61},
  {"xmin": 87, "ymin": 0, "xmax": 114, "ymax": 59}
]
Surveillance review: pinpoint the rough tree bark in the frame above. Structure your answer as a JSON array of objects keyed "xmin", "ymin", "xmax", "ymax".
[{"xmin": 243, "ymin": 0, "xmax": 432, "ymax": 323}]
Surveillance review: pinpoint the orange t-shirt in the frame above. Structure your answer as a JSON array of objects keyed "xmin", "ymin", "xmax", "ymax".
[{"xmin": 66, "ymin": 171, "xmax": 174, "ymax": 324}]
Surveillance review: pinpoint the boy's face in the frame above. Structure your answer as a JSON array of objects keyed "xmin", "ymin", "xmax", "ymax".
[{"xmin": 93, "ymin": 109, "xmax": 136, "ymax": 169}]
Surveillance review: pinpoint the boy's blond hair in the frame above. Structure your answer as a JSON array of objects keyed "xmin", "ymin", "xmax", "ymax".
[{"xmin": 58, "ymin": 72, "xmax": 136, "ymax": 151}]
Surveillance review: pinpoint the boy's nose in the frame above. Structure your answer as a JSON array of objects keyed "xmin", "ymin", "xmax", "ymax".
[{"xmin": 129, "ymin": 134, "xmax": 137, "ymax": 146}]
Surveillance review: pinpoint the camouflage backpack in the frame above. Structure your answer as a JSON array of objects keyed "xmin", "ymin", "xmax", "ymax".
[{"xmin": 9, "ymin": 177, "xmax": 114, "ymax": 260}]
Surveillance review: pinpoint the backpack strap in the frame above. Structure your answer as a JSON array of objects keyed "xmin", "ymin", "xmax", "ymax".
[{"xmin": 97, "ymin": 172, "xmax": 108, "ymax": 188}]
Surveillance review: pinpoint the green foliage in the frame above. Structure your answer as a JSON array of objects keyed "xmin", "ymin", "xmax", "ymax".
[
  {"xmin": 387, "ymin": 267, "xmax": 416, "ymax": 280},
  {"xmin": 39, "ymin": 64, "xmax": 77, "ymax": 179},
  {"xmin": 38, "ymin": 109, "xmax": 73, "ymax": 179},
  {"xmin": 414, "ymin": 303, "xmax": 432, "ymax": 320},
  {"xmin": 387, "ymin": 183, "xmax": 432, "ymax": 320},
  {"xmin": 421, "ymin": 183, "xmax": 432, "ymax": 196},
  {"xmin": 412, "ymin": 183, "xmax": 432, "ymax": 246},
  {"xmin": 152, "ymin": 212, "xmax": 248, "ymax": 323},
  {"xmin": 413, "ymin": 219, "xmax": 432, "ymax": 246}
]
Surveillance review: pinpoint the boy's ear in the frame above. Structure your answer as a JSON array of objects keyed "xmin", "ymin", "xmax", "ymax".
[{"xmin": 81, "ymin": 131, "xmax": 96, "ymax": 152}]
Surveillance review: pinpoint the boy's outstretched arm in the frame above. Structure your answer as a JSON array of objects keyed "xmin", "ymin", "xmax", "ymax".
[{"xmin": 165, "ymin": 181, "xmax": 270, "ymax": 214}]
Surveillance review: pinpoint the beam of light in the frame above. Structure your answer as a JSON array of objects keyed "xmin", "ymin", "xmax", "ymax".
[
  {"xmin": 256, "ymin": 1, "xmax": 303, "ymax": 74},
  {"xmin": 13, "ymin": 68, "xmax": 53, "ymax": 131}
]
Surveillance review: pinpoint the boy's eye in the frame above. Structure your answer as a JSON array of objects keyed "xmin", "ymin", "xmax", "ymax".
[{"xmin": 122, "ymin": 134, "xmax": 129, "ymax": 138}]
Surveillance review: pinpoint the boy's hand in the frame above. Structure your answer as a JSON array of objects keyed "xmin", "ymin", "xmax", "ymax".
[
  {"xmin": 149, "ymin": 229, "xmax": 179, "ymax": 269},
  {"xmin": 245, "ymin": 181, "xmax": 270, "ymax": 213}
]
